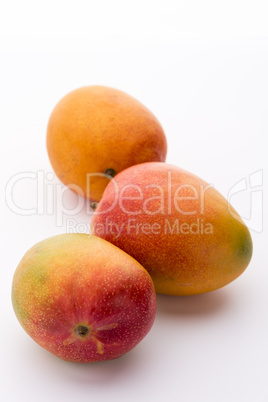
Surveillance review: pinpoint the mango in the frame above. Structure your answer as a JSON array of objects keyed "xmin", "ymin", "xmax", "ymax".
[
  {"xmin": 12, "ymin": 234, "xmax": 156, "ymax": 362},
  {"xmin": 46, "ymin": 86, "xmax": 167, "ymax": 203},
  {"xmin": 91, "ymin": 162, "xmax": 253, "ymax": 295}
]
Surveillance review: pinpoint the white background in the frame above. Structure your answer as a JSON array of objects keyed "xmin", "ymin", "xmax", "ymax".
[{"xmin": 0, "ymin": 1, "xmax": 267, "ymax": 401}]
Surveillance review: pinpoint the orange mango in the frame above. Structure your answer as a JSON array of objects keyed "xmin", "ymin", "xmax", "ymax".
[
  {"xmin": 12, "ymin": 234, "xmax": 156, "ymax": 362},
  {"xmin": 91, "ymin": 162, "xmax": 253, "ymax": 295},
  {"xmin": 47, "ymin": 86, "xmax": 167, "ymax": 202}
]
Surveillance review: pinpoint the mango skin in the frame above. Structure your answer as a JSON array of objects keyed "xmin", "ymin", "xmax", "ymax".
[
  {"xmin": 91, "ymin": 162, "xmax": 253, "ymax": 295},
  {"xmin": 12, "ymin": 234, "xmax": 156, "ymax": 363},
  {"xmin": 46, "ymin": 86, "xmax": 167, "ymax": 202}
]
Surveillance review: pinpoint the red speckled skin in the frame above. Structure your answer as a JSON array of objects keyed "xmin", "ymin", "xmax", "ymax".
[
  {"xmin": 91, "ymin": 162, "xmax": 253, "ymax": 295},
  {"xmin": 12, "ymin": 234, "xmax": 156, "ymax": 363}
]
